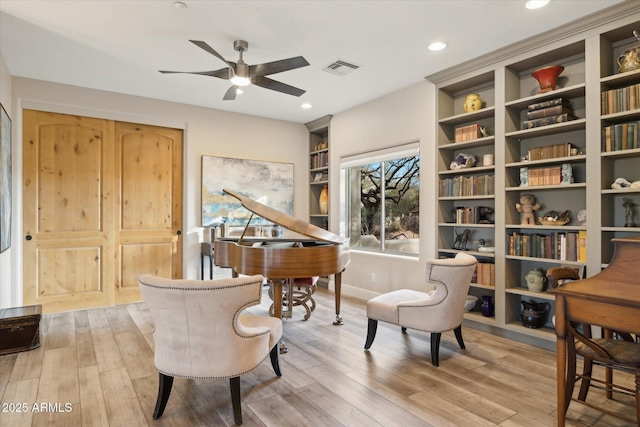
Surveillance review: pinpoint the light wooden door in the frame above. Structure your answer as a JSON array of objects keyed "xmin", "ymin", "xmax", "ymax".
[
  {"xmin": 23, "ymin": 111, "xmax": 183, "ymax": 312},
  {"xmin": 114, "ymin": 122, "xmax": 182, "ymax": 304}
]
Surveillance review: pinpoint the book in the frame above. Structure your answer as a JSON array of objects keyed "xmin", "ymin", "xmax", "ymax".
[
  {"xmin": 526, "ymin": 105, "xmax": 573, "ymax": 119},
  {"xmin": 578, "ymin": 230, "xmax": 587, "ymax": 263},
  {"xmin": 521, "ymin": 113, "xmax": 577, "ymax": 129},
  {"xmin": 527, "ymin": 97, "xmax": 570, "ymax": 112},
  {"xmin": 566, "ymin": 232, "xmax": 577, "ymax": 261}
]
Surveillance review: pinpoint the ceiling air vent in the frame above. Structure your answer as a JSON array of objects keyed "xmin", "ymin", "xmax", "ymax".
[{"xmin": 322, "ymin": 60, "xmax": 360, "ymax": 76}]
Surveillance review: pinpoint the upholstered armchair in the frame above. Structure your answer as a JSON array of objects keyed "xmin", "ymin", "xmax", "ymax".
[
  {"xmin": 364, "ymin": 252, "xmax": 477, "ymax": 366},
  {"xmin": 138, "ymin": 274, "xmax": 283, "ymax": 425}
]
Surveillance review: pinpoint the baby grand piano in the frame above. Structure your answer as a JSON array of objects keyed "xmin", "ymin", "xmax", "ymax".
[{"xmin": 214, "ymin": 189, "xmax": 350, "ymax": 325}]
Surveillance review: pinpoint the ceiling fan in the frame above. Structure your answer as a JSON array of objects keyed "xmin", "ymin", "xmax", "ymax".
[{"xmin": 160, "ymin": 40, "xmax": 310, "ymax": 101}]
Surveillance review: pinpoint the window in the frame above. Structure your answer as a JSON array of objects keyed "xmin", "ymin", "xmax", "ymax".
[{"xmin": 342, "ymin": 144, "xmax": 420, "ymax": 255}]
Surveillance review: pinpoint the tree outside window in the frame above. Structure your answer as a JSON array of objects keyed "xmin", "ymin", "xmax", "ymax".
[{"xmin": 345, "ymin": 153, "xmax": 419, "ymax": 255}]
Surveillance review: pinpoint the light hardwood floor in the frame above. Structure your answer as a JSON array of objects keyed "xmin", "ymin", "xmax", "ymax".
[{"xmin": 0, "ymin": 287, "xmax": 636, "ymax": 426}]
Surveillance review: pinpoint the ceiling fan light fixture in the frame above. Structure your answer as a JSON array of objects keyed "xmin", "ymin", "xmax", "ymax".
[
  {"xmin": 301, "ymin": 102, "xmax": 312, "ymax": 109},
  {"xmin": 230, "ymin": 75, "xmax": 251, "ymax": 86}
]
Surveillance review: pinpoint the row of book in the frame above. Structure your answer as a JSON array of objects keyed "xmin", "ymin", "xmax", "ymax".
[
  {"xmin": 454, "ymin": 123, "xmax": 486, "ymax": 143},
  {"xmin": 439, "ymin": 174, "xmax": 495, "ymax": 197},
  {"xmin": 506, "ymin": 230, "xmax": 586, "ymax": 262},
  {"xmin": 522, "ymin": 98, "xmax": 577, "ymax": 129},
  {"xmin": 472, "ymin": 262, "xmax": 495, "ymax": 286},
  {"xmin": 527, "ymin": 142, "xmax": 576, "ymax": 161},
  {"xmin": 602, "ymin": 121, "xmax": 640, "ymax": 152},
  {"xmin": 310, "ymin": 152, "xmax": 328, "ymax": 169},
  {"xmin": 519, "ymin": 164, "xmax": 572, "ymax": 186},
  {"xmin": 453, "ymin": 206, "xmax": 492, "ymax": 224},
  {"xmin": 601, "ymin": 82, "xmax": 640, "ymax": 115}
]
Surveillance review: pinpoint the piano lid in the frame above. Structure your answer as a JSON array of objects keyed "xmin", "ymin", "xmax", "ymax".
[{"xmin": 223, "ymin": 189, "xmax": 347, "ymax": 245}]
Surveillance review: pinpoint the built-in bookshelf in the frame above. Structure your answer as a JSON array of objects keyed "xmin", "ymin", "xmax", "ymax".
[
  {"xmin": 305, "ymin": 115, "xmax": 332, "ymax": 231},
  {"xmin": 428, "ymin": 6, "xmax": 640, "ymax": 344}
]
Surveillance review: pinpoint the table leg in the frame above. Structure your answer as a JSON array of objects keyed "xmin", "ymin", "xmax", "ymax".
[{"xmin": 556, "ymin": 296, "xmax": 567, "ymax": 427}]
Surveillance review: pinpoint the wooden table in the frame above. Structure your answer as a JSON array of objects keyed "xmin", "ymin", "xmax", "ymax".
[{"xmin": 549, "ymin": 238, "xmax": 640, "ymax": 426}]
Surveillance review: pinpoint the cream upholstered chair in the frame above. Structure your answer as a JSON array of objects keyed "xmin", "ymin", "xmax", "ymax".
[
  {"xmin": 364, "ymin": 252, "xmax": 477, "ymax": 366},
  {"xmin": 138, "ymin": 274, "xmax": 282, "ymax": 425}
]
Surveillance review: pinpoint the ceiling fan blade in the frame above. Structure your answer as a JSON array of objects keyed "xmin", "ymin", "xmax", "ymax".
[
  {"xmin": 189, "ymin": 40, "xmax": 233, "ymax": 69},
  {"xmin": 253, "ymin": 76, "xmax": 306, "ymax": 97},
  {"xmin": 159, "ymin": 67, "xmax": 230, "ymax": 79},
  {"xmin": 223, "ymin": 86, "xmax": 239, "ymax": 101},
  {"xmin": 250, "ymin": 56, "xmax": 310, "ymax": 77}
]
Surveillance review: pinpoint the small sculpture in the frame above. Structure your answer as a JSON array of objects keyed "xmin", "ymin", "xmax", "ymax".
[
  {"xmin": 478, "ymin": 206, "xmax": 494, "ymax": 224},
  {"xmin": 623, "ymin": 197, "xmax": 636, "ymax": 227},
  {"xmin": 449, "ymin": 153, "xmax": 476, "ymax": 170},
  {"xmin": 561, "ymin": 163, "xmax": 573, "ymax": 184},
  {"xmin": 611, "ymin": 177, "xmax": 631, "ymax": 189},
  {"xmin": 516, "ymin": 194, "xmax": 541, "ymax": 225},
  {"xmin": 576, "ymin": 209, "xmax": 587, "ymax": 226},
  {"xmin": 520, "ymin": 167, "xmax": 529, "ymax": 187},
  {"xmin": 453, "ymin": 228, "xmax": 472, "ymax": 250}
]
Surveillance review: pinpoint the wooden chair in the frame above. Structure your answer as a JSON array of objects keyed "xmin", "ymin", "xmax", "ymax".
[
  {"xmin": 547, "ymin": 267, "xmax": 640, "ymax": 424},
  {"xmin": 138, "ymin": 274, "xmax": 283, "ymax": 425}
]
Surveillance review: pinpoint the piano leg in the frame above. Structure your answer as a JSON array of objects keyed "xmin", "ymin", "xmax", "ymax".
[
  {"xmin": 271, "ymin": 279, "xmax": 289, "ymax": 354},
  {"xmin": 333, "ymin": 272, "xmax": 344, "ymax": 326}
]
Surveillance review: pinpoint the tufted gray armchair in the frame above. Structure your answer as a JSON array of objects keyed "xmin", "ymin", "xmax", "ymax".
[{"xmin": 138, "ymin": 274, "xmax": 282, "ymax": 425}]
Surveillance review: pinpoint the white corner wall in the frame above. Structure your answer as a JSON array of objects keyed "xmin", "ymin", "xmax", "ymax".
[
  {"xmin": 0, "ymin": 51, "xmax": 13, "ymax": 308},
  {"xmin": 5, "ymin": 77, "xmax": 309, "ymax": 307},
  {"xmin": 331, "ymin": 80, "xmax": 438, "ymax": 301}
]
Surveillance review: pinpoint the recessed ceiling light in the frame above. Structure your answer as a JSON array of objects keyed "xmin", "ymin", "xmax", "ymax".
[
  {"xmin": 301, "ymin": 103, "xmax": 312, "ymax": 109},
  {"xmin": 526, "ymin": 0, "xmax": 550, "ymax": 10},
  {"xmin": 428, "ymin": 41, "xmax": 447, "ymax": 52},
  {"xmin": 174, "ymin": 1, "xmax": 187, "ymax": 8}
]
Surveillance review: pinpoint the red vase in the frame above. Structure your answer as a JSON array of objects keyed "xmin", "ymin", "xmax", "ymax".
[{"xmin": 532, "ymin": 65, "xmax": 564, "ymax": 94}]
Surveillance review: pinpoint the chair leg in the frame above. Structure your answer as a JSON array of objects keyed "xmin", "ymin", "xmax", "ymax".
[
  {"xmin": 270, "ymin": 344, "xmax": 282, "ymax": 377},
  {"xmin": 577, "ymin": 357, "xmax": 594, "ymax": 402},
  {"xmin": 635, "ymin": 368, "xmax": 640, "ymax": 426},
  {"xmin": 364, "ymin": 318, "xmax": 378, "ymax": 349},
  {"xmin": 401, "ymin": 327, "xmax": 407, "ymax": 333},
  {"xmin": 153, "ymin": 372, "xmax": 174, "ymax": 419},
  {"xmin": 453, "ymin": 325, "xmax": 465, "ymax": 350},
  {"xmin": 565, "ymin": 341, "xmax": 578, "ymax": 415},
  {"xmin": 230, "ymin": 377, "xmax": 242, "ymax": 425},
  {"xmin": 431, "ymin": 333, "xmax": 442, "ymax": 367}
]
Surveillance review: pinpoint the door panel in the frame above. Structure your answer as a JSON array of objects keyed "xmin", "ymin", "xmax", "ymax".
[
  {"xmin": 23, "ymin": 110, "xmax": 115, "ymax": 312},
  {"xmin": 23, "ymin": 111, "xmax": 183, "ymax": 312},
  {"xmin": 114, "ymin": 122, "xmax": 182, "ymax": 304}
]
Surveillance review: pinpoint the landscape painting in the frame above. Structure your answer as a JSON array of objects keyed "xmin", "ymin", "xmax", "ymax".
[
  {"xmin": 201, "ymin": 156, "xmax": 294, "ymax": 227},
  {"xmin": 0, "ymin": 103, "xmax": 11, "ymax": 253}
]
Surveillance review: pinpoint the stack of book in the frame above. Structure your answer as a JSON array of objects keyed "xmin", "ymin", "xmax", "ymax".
[
  {"xmin": 439, "ymin": 174, "xmax": 494, "ymax": 197},
  {"xmin": 454, "ymin": 124, "xmax": 486, "ymax": 142},
  {"xmin": 520, "ymin": 165, "xmax": 571, "ymax": 186},
  {"xmin": 522, "ymin": 98, "xmax": 576, "ymax": 129},
  {"xmin": 602, "ymin": 121, "xmax": 639, "ymax": 151}
]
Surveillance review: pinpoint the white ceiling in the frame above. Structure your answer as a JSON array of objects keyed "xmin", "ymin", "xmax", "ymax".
[{"xmin": 0, "ymin": 0, "xmax": 628, "ymax": 124}]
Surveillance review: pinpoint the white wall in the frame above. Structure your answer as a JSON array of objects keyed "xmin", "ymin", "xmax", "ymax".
[
  {"xmin": 0, "ymin": 51, "xmax": 13, "ymax": 308},
  {"xmin": 330, "ymin": 80, "xmax": 438, "ymax": 301},
  {"xmin": 3, "ymin": 77, "xmax": 309, "ymax": 307}
]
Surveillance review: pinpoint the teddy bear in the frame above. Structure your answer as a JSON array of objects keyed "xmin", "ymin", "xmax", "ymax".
[{"xmin": 516, "ymin": 194, "xmax": 541, "ymax": 225}]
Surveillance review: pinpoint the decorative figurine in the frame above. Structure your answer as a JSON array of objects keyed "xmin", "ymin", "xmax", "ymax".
[
  {"xmin": 561, "ymin": 163, "xmax": 573, "ymax": 184},
  {"xmin": 477, "ymin": 206, "xmax": 494, "ymax": 224},
  {"xmin": 516, "ymin": 194, "xmax": 541, "ymax": 225},
  {"xmin": 453, "ymin": 228, "xmax": 472, "ymax": 250},
  {"xmin": 520, "ymin": 167, "xmax": 529, "ymax": 187},
  {"xmin": 623, "ymin": 197, "xmax": 636, "ymax": 227},
  {"xmin": 576, "ymin": 209, "xmax": 587, "ymax": 226}
]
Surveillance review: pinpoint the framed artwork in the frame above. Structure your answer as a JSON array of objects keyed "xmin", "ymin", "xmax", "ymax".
[
  {"xmin": 201, "ymin": 156, "xmax": 294, "ymax": 227},
  {"xmin": 0, "ymin": 103, "xmax": 11, "ymax": 253}
]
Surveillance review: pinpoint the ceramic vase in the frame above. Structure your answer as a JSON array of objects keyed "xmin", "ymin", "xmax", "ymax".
[
  {"xmin": 531, "ymin": 65, "xmax": 564, "ymax": 94},
  {"xmin": 319, "ymin": 185, "xmax": 329, "ymax": 214},
  {"xmin": 463, "ymin": 93, "xmax": 482, "ymax": 113},
  {"xmin": 481, "ymin": 295, "xmax": 494, "ymax": 317}
]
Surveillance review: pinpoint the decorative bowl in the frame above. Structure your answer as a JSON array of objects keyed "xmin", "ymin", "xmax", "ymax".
[
  {"xmin": 538, "ymin": 217, "xmax": 570, "ymax": 226},
  {"xmin": 532, "ymin": 65, "xmax": 564, "ymax": 93},
  {"xmin": 464, "ymin": 295, "xmax": 478, "ymax": 312}
]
